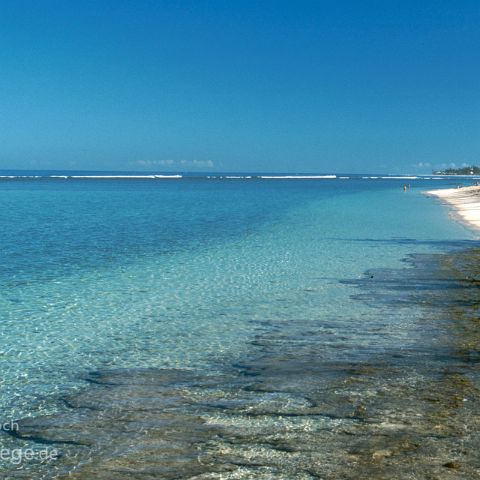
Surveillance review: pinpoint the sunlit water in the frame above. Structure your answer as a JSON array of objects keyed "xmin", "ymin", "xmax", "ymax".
[{"xmin": 0, "ymin": 174, "xmax": 478, "ymax": 477}]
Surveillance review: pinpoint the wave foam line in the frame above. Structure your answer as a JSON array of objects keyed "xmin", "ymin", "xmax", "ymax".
[
  {"xmin": 0, "ymin": 175, "xmax": 42, "ymax": 179},
  {"xmin": 381, "ymin": 176, "xmax": 419, "ymax": 180},
  {"xmin": 224, "ymin": 176, "xmax": 253, "ymax": 179},
  {"xmin": 259, "ymin": 175, "xmax": 336, "ymax": 179},
  {"xmin": 0, "ymin": 175, "xmax": 184, "ymax": 180},
  {"xmin": 69, "ymin": 175, "xmax": 182, "ymax": 179}
]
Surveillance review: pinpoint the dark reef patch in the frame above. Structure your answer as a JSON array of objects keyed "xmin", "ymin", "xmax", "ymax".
[{"xmin": 4, "ymin": 249, "xmax": 480, "ymax": 479}]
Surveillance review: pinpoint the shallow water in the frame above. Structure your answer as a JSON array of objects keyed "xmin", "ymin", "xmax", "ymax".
[
  {"xmin": 6, "ymin": 249, "xmax": 480, "ymax": 479},
  {"xmin": 0, "ymin": 175, "xmax": 478, "ymax": 478}
]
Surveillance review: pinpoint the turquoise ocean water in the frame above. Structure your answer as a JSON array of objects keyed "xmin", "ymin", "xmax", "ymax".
[{"xmin": 0, "ymin": 172, "xmax": 478, "ymax": 476}]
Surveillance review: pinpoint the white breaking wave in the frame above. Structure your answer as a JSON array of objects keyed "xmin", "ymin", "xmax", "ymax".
[
  {"xmin": 70, "ymin": 175, "xmax": 158, "ymax": 179},
  {"xmin": 381, "ymin": 176, "xmax": 419, "ymax": 180},
  {"xmin": 361, "ymin": 176, "xmax": 419, "ymax": 180},
  {"xmin": 259, "ymin": 175, "xmax": 337, "ymax": 179},
  {"xmin": 0, "ymin": 175, "xmax": 42, "ymax": 179},
  {"xmin": 0, "ymin": 174, "xmax": 184, "ymax": 180}
]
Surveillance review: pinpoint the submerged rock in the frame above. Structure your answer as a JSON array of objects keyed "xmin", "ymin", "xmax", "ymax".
[{"xmin": 3, "ymin": 249, "xmax": 480, "ymax": 479}]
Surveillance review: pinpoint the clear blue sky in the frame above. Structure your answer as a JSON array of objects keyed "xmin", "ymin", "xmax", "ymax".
[{"xmin": 0, "ymin": 0, "xmax": 478, "ymax": 173}]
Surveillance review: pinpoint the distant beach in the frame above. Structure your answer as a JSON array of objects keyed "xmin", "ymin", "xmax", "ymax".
[{"xmin": 425, "ymin": 185, "xmax": 480, "ymax": 232}]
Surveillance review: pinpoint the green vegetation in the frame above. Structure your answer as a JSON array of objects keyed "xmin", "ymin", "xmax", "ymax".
[{"xmin": 434, "ymin": 166, "xmax": 480, "ymax": 175}]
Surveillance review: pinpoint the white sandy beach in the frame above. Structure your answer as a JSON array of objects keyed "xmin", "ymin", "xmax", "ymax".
[{"xmin": 425, "ymin": 185, "xmax": 480, "ymax": 232}]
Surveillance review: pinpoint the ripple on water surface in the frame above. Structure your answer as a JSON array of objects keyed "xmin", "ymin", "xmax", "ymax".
[{"xmin": 3, "ymin": 248, "xmax": 480, "ymax": 479}]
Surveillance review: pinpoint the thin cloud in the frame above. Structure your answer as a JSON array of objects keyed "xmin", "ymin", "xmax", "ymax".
[
  {"xmin": 180, "ymin": 159, "xmax": 214, "ymax": 168},
  {"xmin": 135, "ymin": 159, "xmax": 214, "ymax": 168},
  {"xmin": 433, "ymin": 162, "xmax": 469, "ymax": 171},
  {"xmin": 411, "ymin": 162, "xmax": 432, "ymax": 171}
]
